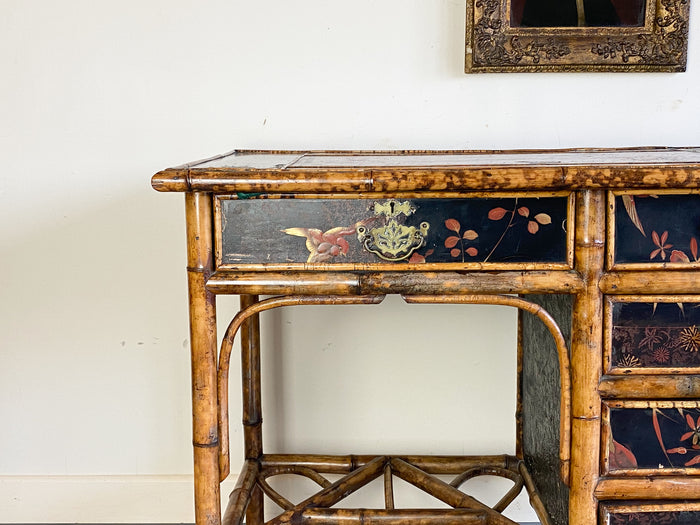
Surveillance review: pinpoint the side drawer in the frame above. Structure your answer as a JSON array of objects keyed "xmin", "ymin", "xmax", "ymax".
[
  {"xmin": 609, "ymin": 190, "xmax": 700, "ymax": 269},
  {"xmin": 214, "ymin": 193, "xmax": 573, "ymax": 270},
  {"xmin": 605, "ymin": 297, "xmax": 700, "ymax": 374},
  {"xmin": 602, "ymin": 400, "xmax": 700, "ymax": 476},
  {"xmin": 601, "ymin": 502, "xmax": 700, "ymax": 524}
]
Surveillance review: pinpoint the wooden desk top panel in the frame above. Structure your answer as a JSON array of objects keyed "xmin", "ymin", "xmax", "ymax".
[{"xmin": 152, "ymin": 148, "xmax": 700, "ymax": 193}]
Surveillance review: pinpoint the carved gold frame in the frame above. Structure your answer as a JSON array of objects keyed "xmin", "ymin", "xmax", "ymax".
[{"xmin": 465, "ymin": 0, "xmax": 690, "ymax": 72}]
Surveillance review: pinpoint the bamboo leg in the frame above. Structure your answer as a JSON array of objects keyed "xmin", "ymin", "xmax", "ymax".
[
  {"xmin": 222, "ymin": 460, "xmax": 259, "ymax": 525},
  {"xmin": 240, "ymin": 294, "xmax": 264, "ymax": 525},
  {"xmin": 185, "ymin": 192, "xmax": 221, "ymax": 525},
  {"xmin": 569, "ymin": 190, "xmax": 605, "ymax": 525}
]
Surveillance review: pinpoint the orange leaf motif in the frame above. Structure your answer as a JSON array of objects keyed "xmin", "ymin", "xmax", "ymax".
[
  {"xmin": 692, "ymin": 237, "xmax": 698, "ymax": 261},
  {"xmin": 685, "ymin": 455, "xmax": 700, "ymax": 466},
  {"xmin": 488, "ymin": 207, "xmax": 508, "ymax": 221},
  {"xmin": 670, "ymin": 250, "xmax": 690, "ymax": 263},
  {"xmin": 667, "ymin": 447, "xmax": 688, "ymax": 454},
  {"xmin": 463, "ymin": 229, "xmax": 478, "ymax": 240},
  {"xmin": 465, "ymin": 247, "xmax": 478, "ymax": 257},
  {"xmin": 450, "ymin": 248, "xmax": 461, "ymax": 258},
  {"xmin": 445, "ymin": 219, "xmax": 461, "ymax": 233},
  {"xmin": 445, "ymin": 236, "xmax": 460, "ymax": 248},
  {"xmin": 527, "ymin": 221, "xmax": 539, "ymax": 234},
  {"xmin": 609, "ymin": 439, "xmax": 637, "ymax": 469},
  {"xmin": 517, "ymin": 206, "xmax": 530, "ymax": 217},
  {"xmin": 534, "ymin": 213, "xmax": 552, "ymax": 225}
]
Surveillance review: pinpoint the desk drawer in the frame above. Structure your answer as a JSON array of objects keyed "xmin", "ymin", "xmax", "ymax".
[
  {"xmin": 603, "ymin": 401, "xmax": 700, "ymax": 476},
  {"xmin": 215, "ymin": 194, "xmax": 572, "ymax": 270},
  {"xmin": 606, "ymin": 297, "xmax": 700, "ymax": 374},
  {"xmin": 610, "ymin": 191, "xmax": 700, "ymax": 269},
  {"xmin": 601, "ymin": 502, "xmax": 700, "ymax": 524}
]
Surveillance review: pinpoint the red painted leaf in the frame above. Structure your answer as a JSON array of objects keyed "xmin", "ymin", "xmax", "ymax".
[
  {"xmin": 661, "ymin": 231, "xmax": 669, "ymax": 245},
  {"xmin": 488, "ymin": 207, "xmax": 508, "ymax": 221},
  {"xmin": 667, "ymin": 447, "xmax": 688, "ymax": 454},
  {"xmin": 652, "ymin": 230, "xmax": 661, "ymax": 246},
  {"xmin": 652, "ymin": 409, "xmax": 667, "ymax": 456},
  {"xmin": 650, "ymin": 248, "xmax": 661, "ymax": 260},
  {"xmin": 609, "ymin": 439, "xmax": 637, "ymax": 469},
  {"xmin": 408, "ymin": 253, "xmax": 425, "ymax": 263},
  {"xmin": 425, "ymin": 249, "xmax": 434, "ymax": 257},
  {"xmin": 444, "ymin": 236, "xmax": 460, "ymax": 248},
  {"xmin": 682, "ymin": 431, "xmax": 695, "ymax": 441},
  {"xmin": 445, "ymin": 219, "xmax": 461, "ymax": 233},
  {"xmin": 450, "ymin": 248, "xmax": 461, "ymax": 258},
  {"xmin": 692, "ymin": 237, "xmax": 698, "ymax": 261},
  {"xmin": 463, "ymin": 229, "xmax": 478, "ymax": 240},
  {"xmin": 517, "ymin": 206, "xmax": 530, "ymax": 217},
  {"xmin": 534, "ymin": 213, "xmax": 552, "ymax": 225},
  {"xmin": 685, "ymin": 455, "xmax": 700, "ymax": 466},
  {"xmin": 670, "ymin": 250, "xmax": 690, "ymax": 262},
  {"xmin": 527, "ymin": 221, "xmax": 539, "ymax": 234},
  {"xmin": 687, "ymin": 413, "xmax": 696, "ymax": 429},
  {"xmin": 465, "ymin": 247, "xmax": 478, "ymax": 257}
]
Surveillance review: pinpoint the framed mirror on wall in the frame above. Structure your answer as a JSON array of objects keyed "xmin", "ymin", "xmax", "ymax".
[{"xmin": 465, "ymin": 0, "xmax": 690, "ymax": 72}]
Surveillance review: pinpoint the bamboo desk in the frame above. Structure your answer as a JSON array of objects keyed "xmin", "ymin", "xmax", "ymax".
[{"xmin": 153, "ymin": 148, "xmax": 700, "ymax": 525}]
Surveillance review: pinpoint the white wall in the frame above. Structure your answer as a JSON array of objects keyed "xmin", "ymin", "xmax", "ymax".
[{"xmin": 1, "ymin": 0, "xmax": 698, "ymax": 522}]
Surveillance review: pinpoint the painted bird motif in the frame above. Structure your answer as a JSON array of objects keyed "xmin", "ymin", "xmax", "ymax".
[{"xmin": 282, "ymin": 223, "xmax": 362, "ymax": 263}]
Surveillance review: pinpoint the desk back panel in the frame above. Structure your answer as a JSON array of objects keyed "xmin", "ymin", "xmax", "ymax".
[{"xmin": 520, "ymin": 294, "xmax": 573, "ymax": 525}]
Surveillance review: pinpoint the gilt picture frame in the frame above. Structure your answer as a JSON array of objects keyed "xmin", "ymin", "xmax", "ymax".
[{"xmin": 465, "ymin": 0, "xmax": 690, "ymax": 72}]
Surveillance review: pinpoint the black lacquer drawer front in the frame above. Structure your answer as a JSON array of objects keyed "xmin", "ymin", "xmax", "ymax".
[
  {"xmin": 603, "ymin": 401, "xmax": 700, "ymax": 475},
  {"xmin": 601, "ymin": 502, "xmax": 700, "ymax": 524},
  {"xmin": 610, "ymin": 191, "xmax": 700, "ymax": 269},
  {"xmin": 215, "ymin": 194, "xmax": 572, "ymax": 269},
  {"xmin": 606, "ymin": 297, "xmax": 700, "ymax": 374}
]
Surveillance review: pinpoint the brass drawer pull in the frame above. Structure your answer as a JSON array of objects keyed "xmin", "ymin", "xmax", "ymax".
[{"xmin": 357, "ymin": 200, "xmax": 429, "ymax": 262}]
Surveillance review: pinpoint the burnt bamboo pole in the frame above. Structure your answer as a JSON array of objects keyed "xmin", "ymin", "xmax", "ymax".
[
  {"xmin": 185, "ymin": 192, "xmax": 221, "ymax": 525},
  {"xmin": 518, "ymin": 461, "xmax": 553, "ymax": 525},
  {"xmin": 239, "ymin": 294, "xmax": 263, "ymax": 525},
  {"xmin": 207, "ymin": 270, "xmax": 584, "ymax": 296},
  {"xmin": 218, "ymin": 295, "xmax": 385, "ymax": 481},
  {"xmin": 260, "ymin": 454, "xmax": 515, "ymax": 475},
  {"xmin": 297, "ymin": 509, "xmax": 487, "ymax": 525},
  {"xmin": 383, "ymin": 463, "xmax": 395, "ymax": 510},
  {"xmin": 595, "ymin": 476, "xmax": 700, "ymax": 499},
  {"xmin": 402, "ymin": 294, "xmax": 571, "ymax": 483},
  {"xmin": 515, "ymin": 308, "xmax": 525, "ymax": 460},
  {"xmin": 222, "ymin": 460, "xmax": 259, "ymax": 525},
  {"xmin": 569, "ymin": 190, "xmax": 606, "ymax": 525},
  {"xmin": 599, "ymin": 375, "xmax": 700, "ymax": 398},
  {"xmin": 600, "ymin": 271, "xmax": 700, "ymax": 294},
  {"xmin": 389, "ymin": 458, "xmax": 518, "ymax": 525}
]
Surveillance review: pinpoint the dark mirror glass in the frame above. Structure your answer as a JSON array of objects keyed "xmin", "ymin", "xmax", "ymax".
[{"xmin": 510, "ymin": 0, "xmax": 646, "ymax": 27}]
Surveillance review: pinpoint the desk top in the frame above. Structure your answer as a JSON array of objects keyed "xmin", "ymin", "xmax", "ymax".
[{"xmin": 152, "ymin": 147, "xmax": 700, "ymax": 193}]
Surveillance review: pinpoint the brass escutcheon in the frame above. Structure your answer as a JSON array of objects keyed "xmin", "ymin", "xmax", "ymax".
[{"xmin": 358, "ymin": 200, "xmax": 429, "ymax": 262}]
